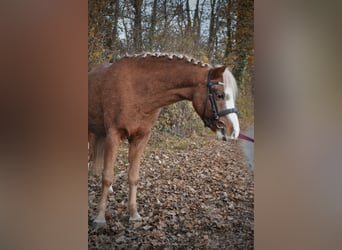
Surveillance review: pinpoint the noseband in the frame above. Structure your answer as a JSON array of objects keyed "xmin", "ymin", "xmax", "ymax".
[{"xmin": 201, "ymin": 70, "xmax": 238, "ymax": 128}]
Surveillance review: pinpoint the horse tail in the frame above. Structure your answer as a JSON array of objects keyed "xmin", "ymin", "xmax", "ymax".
[{"xmin": 88, "ymin": 133, "xmax": 105, "ymax": 176}]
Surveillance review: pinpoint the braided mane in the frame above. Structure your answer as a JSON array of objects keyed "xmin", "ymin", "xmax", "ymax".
[{"xmin": 121, "ymin": 52, "xmax": 211, "ymax": 68}]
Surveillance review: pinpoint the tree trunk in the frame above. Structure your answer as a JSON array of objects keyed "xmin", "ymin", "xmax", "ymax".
[
  {"xmin": 148, "ymin": 0, "xmax": 158, "ymax": 50},
  {"xmin": 233, "ymin": 0, "xmax": 254, "ymax": 84},
  {"xmin": 193, "ymin": 0, "xmax": 201, "ymax": 50},
  {"xmin": 185, "ymin": 0, "xmax": 192, "ymax": 35},
  {"xmin": 111, "ymin": 0, "xmax": 120, "ymax": 50},
  {"xmin": 132, "ymin": 0, "xmax": 143, "ymax": 52},
  {"xmin": 208, "ymin": 0, "xmax": 217, "ymax": 56},
  {"xmin": 224, "ymin": 0, "xmax": 235, "ymax": 59}
]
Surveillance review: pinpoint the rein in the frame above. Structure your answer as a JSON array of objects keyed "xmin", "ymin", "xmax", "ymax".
[
  {"xmin": 238, "ymin": 133, "xmax": 255, "ymax": 143},
  {"xmin": 201, "ymin": 69, "xmax": 238, "ymax": 128}
]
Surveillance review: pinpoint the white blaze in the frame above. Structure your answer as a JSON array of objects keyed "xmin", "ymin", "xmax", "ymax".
[{"xmin": 222, "ymin": 68, "xmax": 240, "ymax": 139}]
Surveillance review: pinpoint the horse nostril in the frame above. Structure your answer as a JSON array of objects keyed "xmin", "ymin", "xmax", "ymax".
[{"xmin": 216, "ymin": 120, "xmax": 225, "ymax": 129}]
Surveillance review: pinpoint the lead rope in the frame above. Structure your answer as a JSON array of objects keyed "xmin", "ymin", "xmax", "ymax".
[{"xmin": 238, "ymin": 133, "xmax": 255, "ymax": 143}]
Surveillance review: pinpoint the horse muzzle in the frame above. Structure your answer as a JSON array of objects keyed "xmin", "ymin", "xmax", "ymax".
[
  {"xmin": 216, "ymin": 127, "xmax": 239, "ymax": 141},
  {"xmin": 215, "ymin": 114, "xmax": 240, "ymax": 141}
]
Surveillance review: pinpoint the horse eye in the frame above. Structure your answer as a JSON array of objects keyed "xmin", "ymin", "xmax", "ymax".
[{"xmin": 216, "ymin": 93, "xmax": 225, "ymax": 99}]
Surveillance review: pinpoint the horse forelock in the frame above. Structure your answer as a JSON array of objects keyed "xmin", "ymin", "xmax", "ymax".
[
  {"xmin": 222, "ymin": 68, "xmax": 238, "ymax": 100},
  {"xmin": 122, "ymin": 52, "xmax": 211, "ymax": 68}
]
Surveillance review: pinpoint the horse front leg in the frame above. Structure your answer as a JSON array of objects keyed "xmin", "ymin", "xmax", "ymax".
[
  {"xmin": 94, "ymin": 128, "xmax": 121, "ymax": 225},
  {"xmin": 127, "ymin": 131, "xmax": 151, "ymax": 221}
]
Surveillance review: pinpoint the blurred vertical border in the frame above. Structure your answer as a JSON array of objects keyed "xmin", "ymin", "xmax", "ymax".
[
  {"xmin": 255, "ymin": 0, "xmax": 342, "ymax": 249},
  {"xmin": 0, "ymin": 1, "xmax": 88, "ymax": 250}
]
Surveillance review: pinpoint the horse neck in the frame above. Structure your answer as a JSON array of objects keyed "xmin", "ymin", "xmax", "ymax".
[{"xmin": 134, "ymin": 61, "xmax": 208, "ymax": 111}]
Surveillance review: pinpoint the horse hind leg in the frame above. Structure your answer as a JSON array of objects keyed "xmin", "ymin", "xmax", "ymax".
[
  {"xmin": 94, "ymin": 128, "xmax": 122, "ymax": 226},
  {"xmin": 88, "ymin": 134, "xmax": 113, "ymax": 193},
  {"xmin": 127, "ymin": 131, "xmax": 151, "ymax": 222}
]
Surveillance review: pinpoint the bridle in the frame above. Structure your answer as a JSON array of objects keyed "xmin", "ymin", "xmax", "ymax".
[
  {"xmin": 201, "ymin": 69, "xmax": 255, "ymax": 143},
  {"xmin": 201, "ymin": 69, "xmax": 238, "ymax": 128}
]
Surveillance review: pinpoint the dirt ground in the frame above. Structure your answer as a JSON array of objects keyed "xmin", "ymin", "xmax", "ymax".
[{"xmin": 88, "ymin": 135, "xmax": 254, "ymax": 249}]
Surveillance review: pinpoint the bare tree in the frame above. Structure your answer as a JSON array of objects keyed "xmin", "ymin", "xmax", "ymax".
[
  {"xmin": 131, "ymin": 0, "xmax": 143, "ymax": 52},
  {"xmin": 148, "ymin": 0, "xmax": 158, "ymax": 50},
  {"xmin": 111, "ymin": 0, "xmax": 120, "ymax": 51},
  {"xmin": 232, "ymin": 0, "xmax": 254, "ymax": 84},
  {"xmin": 207, "ymin": 0, "xmax": 217, "ymax": 56}
]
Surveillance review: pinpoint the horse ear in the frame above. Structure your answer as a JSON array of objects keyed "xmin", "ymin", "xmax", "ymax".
[
  {"xmin": 227, "ymin": 65, "xmax": 234, "ymax": 71},
  {"xmin": 210, "ymin": 66, "xmax": 226, "ymax": 80}
]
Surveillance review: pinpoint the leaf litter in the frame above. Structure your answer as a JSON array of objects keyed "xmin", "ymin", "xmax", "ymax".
[{"xmin": 88, "ymin": 136, "xmax": 254, "ymax": 249}]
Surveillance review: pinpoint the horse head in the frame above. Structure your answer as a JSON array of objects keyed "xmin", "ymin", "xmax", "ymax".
[{"xmin": 193, "ymin": 66, "xmax": 240, "ymax": 141}]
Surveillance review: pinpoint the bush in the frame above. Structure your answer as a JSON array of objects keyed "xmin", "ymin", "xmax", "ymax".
[{"xmin": 153, "ymin": 101, "xmax": 206, "ymax": 138}]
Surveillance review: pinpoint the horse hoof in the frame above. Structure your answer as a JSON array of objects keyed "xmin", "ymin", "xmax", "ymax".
[
  {"xmin": 129, "ymin": 212, "xmax": 142, "ymax": 222},
  {"xmin": 109, "ymin": 185, "xmax": 113, "ymax": 193},
  {"xmin": 93, "ymin": 217, "xmax": 107, "ymax": 228},
  {"xmin": 93, "ymin": 221, "xmax": 107, "ymax": 230}
]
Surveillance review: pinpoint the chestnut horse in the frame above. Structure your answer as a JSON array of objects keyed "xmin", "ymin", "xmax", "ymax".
[{"xmin": 88, "ymin": 53, "xmax": 240, "ymax": 225}]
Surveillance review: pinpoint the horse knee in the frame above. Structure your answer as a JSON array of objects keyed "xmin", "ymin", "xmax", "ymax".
[
  {"xmin": 128, "ymin": 176, "xmax": 139, "ymax": 186},
  {"xmin": 102, "ymin": 177, "xmax": 112, "ymax": 188},
  {"xmin": 128, "ymin": 165, "xmax": 140, "ymax": 186},
  {"xmin": 102, "ymin": 169, "xmax": 114, "ymax": 186}
]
